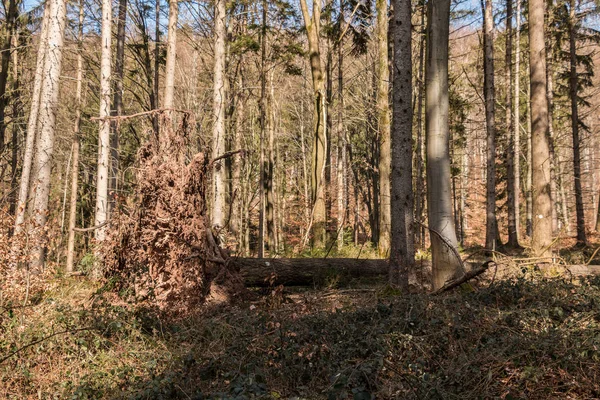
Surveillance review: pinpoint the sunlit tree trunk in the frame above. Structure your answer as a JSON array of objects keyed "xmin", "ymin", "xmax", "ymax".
[
  {"xmin": 0, "ymin": 0, "xmax": 18, "ymax": 155},
  {"xmin": 163, "ymin": 0, "xmax": 177, "ymax": 116},
  {"xmin": 513, "ymin": 0, "xmax": 522, "ymax": 241},
  {"xmin": 30, "ymin": 0, "xmax": 67, "ymax": 270},
  {"xmin": 300, "ymin": 0, "xmax": 327, "ymax": 248},
  {"xmin": 528, "ymin": 0, "xmax": 553, "ymax": 257},
  {"xmin": 212, "ymin": 0, "xmax": 227, "ymax": 230},
  {"xmin": 95, "ymin": 0, "xmax": 112, "ymax": 249},
  {"xmin": 414, "ymin": 0, "xmax": 426, "ymax": 249},
  {"xmin": 426, "ymin": 0, "xmax": 462, "ymax": 289},
  {"xmin": 13, "ymin": 4, "xmax": 50, "ymax": 235},
  {"xmin": 66, "ymin": 0, "xmax": 85, "ymax": 274},
  {"xmin": 336, "ymin": 0, "xmax": 346, "ymax": 251}
]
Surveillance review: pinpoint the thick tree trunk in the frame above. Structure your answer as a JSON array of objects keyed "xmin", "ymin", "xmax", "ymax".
[
  {"xmin": 568, "ymin": 0, "xmax": 586, "ymax": 245},
  {"xmin": 482, "ymin": 0, "xmax": 499, "ymax": 251},
  {"xmin": 389, "ymin": 0, "xmax": 414, "ymax": 291},
  {"xmin": 236, "ymin": 258, "xmax": 389, "ymax": 287},
  {"xmin": 212, "ymin": 0, "xmax": 227, "ymax": 230},
  {"xmin": 300, "ymin": 0, "xmax": 327, "ymax": 248},
  {"xmin": 13, "ymin": 4, "xmax": 50, "ymax": 235},
  {"xmin": 426, "ymin": 0, "xmax": 463, "ymax": 290},
  {"xmin": 66, "ymin": 0, "xmax": 84, "ymax": 274},
  {"xmin": 513, "ymin": 0, "xmax": 521, "ymax": 241},
  {"xmin": 377, "ymin": 0, "xmax": 391, "ymax": 256},
  {"xmin": 528, "ymin": 0, "xmax": 553, "ymax": 257},
  {"xmin": 505, "ymin": 0, "xmax": 520, "ymax": 248},
  {"xmin": 29, "ymin": 0, "xmax": 67, "ymax": 270},
  {"xmin": 414, "ymin": 0, "xmax": 426, "ymax": 249},
  {"xmin": 95, "ymin": 0, "xmax": 112, "ymax": 249}
]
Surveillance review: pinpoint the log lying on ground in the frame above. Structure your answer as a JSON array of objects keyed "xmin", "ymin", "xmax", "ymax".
[{"xmin": 233, "ymin": 258, "xmax": 389, "ymax": 287}]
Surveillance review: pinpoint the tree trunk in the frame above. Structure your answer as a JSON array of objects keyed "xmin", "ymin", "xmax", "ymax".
[
  {"xmin": 258, "ymin": 0, "xmax": 267, "ymax": 257},
  {"xmin": 13, "ymin": 4, "xmax": 50, "ymax": 235},
  {"xmin": 8, "ymin": 30, "xmax": 20, "ymax": 227},
  {"xmin": 414, "ymin": 0, "xmax": 426, "ymax": 249},
  {"xmin": 110, "ymin": 0, "xmax": 128, "ymax": 210},
  {"xmin": 236, "ymin": 258, "xmax": 389, "ymax": 287},
  {"xmin": 29, "ymin": 0, "xmax": 67, "ymax": 270},
  {"xmin": 505, "ymin": 0, "xmax": 520, "ymax": 247},
  {"xmin": 389, "ymin": 0, "xmax": 414, "ymax": 291},
  {"xmin": 153, "ymin": 0, "xmax": 160, "ymax": 135},
  {"xmin": 336, "ymin": 0, "xmax": 345, "ymax": 251},
  {"xmin": 212, "ymin": 0, "xmax": 227, "ymax": 230},
  {"xmin": 482, "ymin": 0, "xmax": 499, "ymax": 251},
  {"xmin": 513, "ymin": 0, "xmax": 521, "ymax": 242},
  {"xmin": 300, "ymin": 0, "xmax": 327, "ymax": 248},
  {"xmin": 163, "ymin": 0, "xmax": 177, "ymax": 115},
  {"xmin": 95, "ymin": 0, "xmax": 112, "ymax": 251},
  {"xmin": 66, "ymin": 0, "xmax": 85, "ymax": 274},
  {"xmin": 377, "ymin": 0, "xmax": 391, "ymax": 257},
  {"xmin": 528, "ymin": 0, "xmax": 553, "ymax": 257},
  {"xmin": 0, "ymin": 0, "xmax": 18, "ymax": 155},
  {"xmin": 426, "ymin": 0, "xmax": 462, "ymax": 290},
  {"xmin": 568, "ymin": 0, "xmax": 586, "ymax": 245}
]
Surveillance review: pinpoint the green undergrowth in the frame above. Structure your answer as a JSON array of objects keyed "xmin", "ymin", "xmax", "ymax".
[{"xmin": 2, "ymin": 276, "xmax": 600, "ymax": 399}]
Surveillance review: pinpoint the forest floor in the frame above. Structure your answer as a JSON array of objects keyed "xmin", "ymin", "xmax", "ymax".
[{"xmin": 2, "ymin": 240, "xmax": 600, "ymax": 399}]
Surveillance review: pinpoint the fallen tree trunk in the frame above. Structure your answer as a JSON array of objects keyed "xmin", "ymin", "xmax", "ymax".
[{"xmin": 233, "ymin": 258, "xmax": 389, "ymax": 287}]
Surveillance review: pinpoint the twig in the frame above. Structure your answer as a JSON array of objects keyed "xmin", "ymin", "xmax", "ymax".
[
  {"xmin": 73, "ymin": 221, "xmax": 110, "ymax": 232},
  {"xmin": 417, "ymin": 221, "xmax": 465, "ymax": 274},
  {"xmin": 0, "ymin": 327, "xmax": 94, "ymax": 365},
  {"xmin": 90, "ymin": 108, "xmax": 190, "ymax": 121},
  {"xmin": 585, "ymin": 246, "xmax": 600, "ymax": 266},
  {"xmin": 211, "ymin": 149, "xmax": 244, "ymax": 165}
]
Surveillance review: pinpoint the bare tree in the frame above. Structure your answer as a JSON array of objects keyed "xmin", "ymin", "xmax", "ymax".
[
  {"xmin": 426, "ymin": 0, "xmax": 463, "ymax": 289},
  {"xmin": 389, "ymin": 0, "xmax": 414, "ymax": 291},
  {"xmin": 528, "ymin": 0, "xmax": 553, "ymax": 257}
]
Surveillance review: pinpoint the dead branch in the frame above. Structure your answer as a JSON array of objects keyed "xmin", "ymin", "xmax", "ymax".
[
  {"xmin": 90, "ymin": 108, "xmax": 190, "ymax": 122},
  {"xmin": 417, "ymin": 221, "xmax": 466, "ymax": 274},
  {"xmin": 211, "ymin": 149, "xmax": 244, "ymax": 165},
  {"xmin": 431, "ymin": 260, "xmax": 494, "ymax": 295},
  {"xmin": 73, "ymin": 221, "xmax": 110, "ymax": 232}
]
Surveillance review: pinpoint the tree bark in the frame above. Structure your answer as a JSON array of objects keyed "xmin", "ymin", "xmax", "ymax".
[
  {"xmin": 482, "ymin": 0, "xmax": 499, "ymax": 251},
  {"xmin": 336, "ymin": 0, "xmax": 346, "ymax": 251},
  {"xmin": 29, "ymin": 0, "xmax": 67, "ymax": 270},
  {"xmin": 236, "ymin": 258, "xmax": 389, "ymax": 287},
  {"xmin": 8, "ymin": 29, "xmax": 20, "ymax": 226},
  {"xmin": 377, "ymin": 0, "xmax": 391, "ymax": 256},
  {"xmin": 513, "ymin": 0, "xmax": 521, "ymax": 242},
  {"xmin": 426, "ymin": 0, "xmax": 463, "ymax": 290},
  {"xmin": 568, "ymin": 0, "xmax": 586, "ymax": 245},
  {"xmin": 95, "ymin": 0, "xmax": 112, "ymax": 249},
  {"xmin": 300, "ymin": 0, "xmax": 327, "ymax": 248},
  {"xmin": 212, "ymin": 0, "xmax": 227, "ymax": 231},
  {"xmin": 66, "ymin": 0, "xmax": 85, "ymax": 274},
  {"xmin": 389, "ymin": 0, "xmax": 414, "ymax": 291},
  {"xmin": 414, "ymin": 0, "xmax": 426, "ymax": 249},
  {"xmin": 528, "ymin": 0, "xmax": 553, "ymax": 257},
  {"xmin": 163, "ymin": 0, "xmax": 177, "ymax": 114}
]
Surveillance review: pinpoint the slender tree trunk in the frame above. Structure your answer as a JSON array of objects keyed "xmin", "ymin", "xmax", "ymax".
[
  {"xmin": 30, "ymin": 0, "xmax": 67, "ymax": 270},
  {"xmin": 482, "ymin": 0, "xmax": 499, "ymax": 250},
  {"xmin": 299, "ymin": 0, "xmax": 327, "ymax": 248},
  {"xmin": 415, "ymin": 0, "xmax": 426, "ymax": 249},
  {"xmin": 377, "ymin": 0, "xmax": 391, "ymax": 256},
  {"xmin": 505, "ymin": 0, "xmax": 520, "ymax": 247},
  {"xmin": 546, "ymin": 52, "xmax": 561, "ymax": 233},
  {"xmin": 8, "ymin": 30, "xmax": 20, "ymax": 226},
  {"xmin": 0, "ymin": 0, "xmax": 18, "ymax": 155},
  {"xmin": 266, "ymin": 69, "xmax": 276, "ymax": 252},
  {"xmin": 426, "ymin": 0, "xmax": 462, "ymax": 289},
  {"xmin": 526, "ymin": 82, "xmax": 533, "ymax": 237},
  {"xmin": 336, "ymin": 0, "xmax": 345, "ymax": 251},
  {"xmin": 13, "ymin": 4, "xmax": 50, "ymax": 235},
  {"xmin": 257, "ymin": 0, "xmax": 267, "ymax": 257},
  {"xmin": 513, "ymin": 0, "xmax": 521, "ymax": 241},
  {"xmin": 528, "ymin": 0, "xmax": 553, "ymax": 257},
  {"xmin": 212, "ymin": 0, "xmax": 227, "ymax": 230},
  {"xmin": 110, "ymin": 0, "xmax": 127, "ymax": 210},
  {"xmin": 153, "ymin": 0, "xmax": 160, "ymax": 134},
  {"xmin": 568, "ymin": 0, "xmax": 586, "ymax": 245},
  {"xmin": 66, "ymin": 0, "xmax": 85, "ymax": 274},
  {"xmin": 389, "ymin": 0, "xmax": 414, "ymax": 291},
  {"xmin": 95, "ymin": 0, "xmax": 112, "ymax": 250},
  {"xmin": 163, "ymin": 0, "xmax": 177, "ymax": 115}
]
